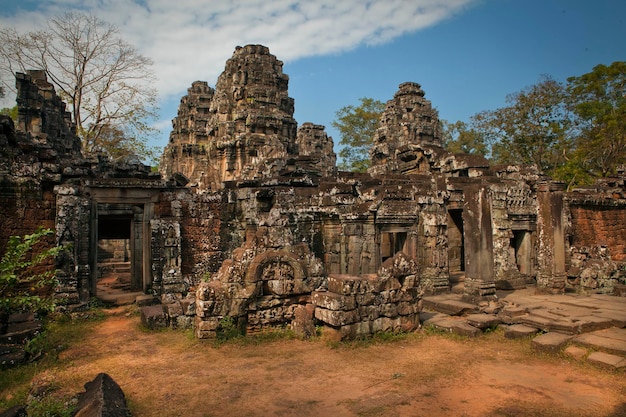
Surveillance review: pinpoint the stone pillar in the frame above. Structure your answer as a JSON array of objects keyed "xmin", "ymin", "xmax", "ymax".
[
  {"xmin": 462, "ymin": 183, "xmax": 497, "ymax": 303},
  {"xmin": 536, "ymin": 181, "xmax": 566, "ymax": 293},
  {"xmin": 54, "ymin": 184, "xmax": 92, "ymax": 306}
]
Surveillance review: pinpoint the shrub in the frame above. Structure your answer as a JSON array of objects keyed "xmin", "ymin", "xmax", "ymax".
[{"xmin": 0, "ymin": 227, "xmax": 63, "ymax": 316}]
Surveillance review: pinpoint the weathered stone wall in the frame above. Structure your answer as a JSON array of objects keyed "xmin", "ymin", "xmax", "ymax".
[
  {"xmin": 570, "ymin": 206, "xmax": 626, "ymax": 262},
  {"xmin": 312, "ymin": 253, "xmax": 422, "ymax": 339}
]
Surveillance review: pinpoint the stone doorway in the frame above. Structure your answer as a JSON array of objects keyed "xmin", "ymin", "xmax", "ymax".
[
  {"xmin": 381, "ymin": 231, "xmax": 408, "ymax": 263},
  {"xmin": 447, "ymin": 209, "xmax": 465, "ymax": 283},
  {"xmin": 511, "ymin": 229, "xmax": 533, "ymax": 276},
  {"xmin": 93, "ymin": 204, "xmax": 147, "ymax": 303}
]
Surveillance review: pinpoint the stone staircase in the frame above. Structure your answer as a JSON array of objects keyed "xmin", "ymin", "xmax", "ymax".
[{"xmin": 421, "ymin": 288, "xmax": 626, "ymax": 370}]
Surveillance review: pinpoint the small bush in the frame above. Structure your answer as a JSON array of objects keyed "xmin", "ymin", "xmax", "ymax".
[{"xmin": 0, "ymin": 227, "xmax": 64, "ymax": 316}]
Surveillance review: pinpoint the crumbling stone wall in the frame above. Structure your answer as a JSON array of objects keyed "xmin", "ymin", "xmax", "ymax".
[
  {"xmin": 312, "ymin": 253, "xmax": 422, "ymax": 339},
  {"xmin": 566, "ymin": 174, "xmax": 626, "ymax": 293}
]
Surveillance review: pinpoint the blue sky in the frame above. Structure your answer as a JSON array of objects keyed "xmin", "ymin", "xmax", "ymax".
[{"xmin": 1, "ymin": 0, "xmax": 624, "ymax": 158}]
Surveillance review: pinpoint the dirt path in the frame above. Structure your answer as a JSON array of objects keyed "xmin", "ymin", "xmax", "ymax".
[{"xmin": 48, "ymin": 308, "xmax": 626, "ymax": 416}]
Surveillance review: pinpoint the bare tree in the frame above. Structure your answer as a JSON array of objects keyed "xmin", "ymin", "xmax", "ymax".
[{"xmin": 0, "ymin": 12, "xmax": 159, "ymax": 161}]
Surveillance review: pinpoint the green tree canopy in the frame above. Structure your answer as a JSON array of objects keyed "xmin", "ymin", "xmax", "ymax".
[
  {"xmin": 332, "ymin": 97, "xmax": 385, "ymax": 172},
  {"xmin": 566, "ymin": 61, "xmax": 626, "ymax": 180},
  {"xmin": 0, "ymin": 12, "xmax": 159, "ymax": 164},
  {"xmin": 0, "ymin": 105, "xmax": 17, "ymax": 122},
  {"xmin": 475, "ymin": 76, "xmax": 572, "ymax": 175},
  {"xmin": 441, "ymin": 119, "xmax": 489, "ymax": 157}
]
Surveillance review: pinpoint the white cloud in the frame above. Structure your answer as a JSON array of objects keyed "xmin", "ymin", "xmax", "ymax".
[{"xmin": 0, "ymin": 0, "xmax": 476, "ymax": 104}]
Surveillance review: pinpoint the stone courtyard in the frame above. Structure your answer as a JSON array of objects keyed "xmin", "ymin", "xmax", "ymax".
[{"xmin": 1, "ymin": 45, "xmax": 625, "ymax": 365}]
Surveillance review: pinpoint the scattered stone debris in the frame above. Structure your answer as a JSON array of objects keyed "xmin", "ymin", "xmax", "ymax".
[{"xmin": 0, "ymin": 313, "xmax": 42, "ymax": 369}]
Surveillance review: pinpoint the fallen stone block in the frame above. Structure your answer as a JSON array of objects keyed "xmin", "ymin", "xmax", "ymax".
[
  {"xmin": 291, "ymin": 305, "xmax": 316, "ymax": 339},
  {"xmin": 427, "ymin": 317, "xmax": 481, "ymax": 337},
  {"xmin": 74, "ymin": 373, "xmax": 129, "ymax": 417},
  {"xmin": 498, "ymin": 306, "xmax": 527, "ymax": 324},
  {"xmin": 140, "ymin": 304, "xmax": 167, "ymax": 329},
  {"xmin": 466, "ymin": 314, "xmax": 501, "ymax": 330},
  {"xmin": 531, "ymin": 332, "xmax": 572, "ymax": 353},
  {"xmin": 503, "ymin": 324, "xmax": 538, "ymax": 339},
  {"xmin": 587, "ymin": 351, "xmax": 626, "ymax": 370}
]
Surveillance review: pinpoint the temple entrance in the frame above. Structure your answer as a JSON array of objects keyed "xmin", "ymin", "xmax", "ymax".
[
  {"xmin": 447, "ymin": 209, "xmax": 465, "ymax": 283},
  {"xmin": 92, "ymin": 203, "xmax": 149, "ymax": 303},
  {"xmin": 511, "ymin": 229, "xmax": 533, "ymax": 276},
  {"xmin": 97, "ymin": 215, "xmax": 132, "ymax": 296}
]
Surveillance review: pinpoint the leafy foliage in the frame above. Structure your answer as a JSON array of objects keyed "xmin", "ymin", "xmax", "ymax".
[
  {"xmin": 441, "ymin": 120, "xmax": 488, "ymax": 157},
  {"xmin": 0, "ymin": 228, "xmax": 63, "ymax": 315},
  {"xmin": 474, "ymin": 76, "xmax": 572, "ymax": 173},
  {"xmin": 0, "ymin": 12, "xmax": 159, "ymax": 163},
  {"xmin": 332, "ymin": 97, "xmax": 385, "ymax": 172},
  {"xmin": 446, "ymin": 63, "xmax": 626, "ymax": 187},
  {"xmin": 0, "ymin": 104, "xmax": 18, "ymax": 122},
  {"xmin": 566, "ymin": 61, "xmax": 626, "ymax": 180}
]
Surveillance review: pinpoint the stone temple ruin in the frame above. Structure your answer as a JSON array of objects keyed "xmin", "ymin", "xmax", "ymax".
[{"xmin": 1, "ymin": 45, "xmax": 625, "ymax": 339}]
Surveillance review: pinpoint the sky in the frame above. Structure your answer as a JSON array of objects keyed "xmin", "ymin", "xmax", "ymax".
[{"xmin": 1, "ymin": 0, "xmax": 625, "ymax": 158}]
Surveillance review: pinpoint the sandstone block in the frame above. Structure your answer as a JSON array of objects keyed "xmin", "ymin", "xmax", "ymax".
[
  {"xmin": 311, "ymin": 291, "xmax": 356, "ymax": 311},
  {"xmin": 504, "ymin": 324, "xmax": 538, "ymax": 339},
  {"xmin": 327, "ymin": 274, "xmax": 365, "ymax": 295},
  {"xmin": 140, "ymin": 305, "xmax": 167, "ymax": 329},
  {"xmin": 531, "ymin": 332, "xmax": 572, "ymax": 352},
  {"xmin": 587, "ymin": 351, "xmax": 626, "ymax": 370},
  {"xmin": 73, "ymin": 373, "xmax": 128, "ymax": 417},
  {"xmin": 291, "ymin": 305, "xmax": 316, "ymax": 339},
  {"xmin": 466, "ymin": 314, "xmax": 502, "ymax": 330},
  {"xmin": 315, "ymin": 307, "xmax": 359, "ymax": 326}
]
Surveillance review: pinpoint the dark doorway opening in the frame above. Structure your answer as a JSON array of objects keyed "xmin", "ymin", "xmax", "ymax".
[
  {"xmin": 381, "ymin": 231, "xmax": 408, "ymax": 263},
  {"xmin": 97, "ymin": 215, "xmax": 134, "ymax": 296},
  {"xmin": 511, "ymin": 230, "xmax": 532, "ymax": 276}
]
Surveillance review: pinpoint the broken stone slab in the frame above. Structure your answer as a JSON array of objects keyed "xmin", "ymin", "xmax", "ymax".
[
  {"xmin": 575, "ymin": 315, "xmax": 614, "ymax": 333},
  {"xmin": 426, "ymin": 317, "xmax": 482, "ymax": 337},
  {"xmin": 0, "ymin": 348, "xmax": 26, "ymax": 369},
  {"xmin": 0, "ymin": 321, "xmax": 42, "ymax": 345},
  {"xmin": 592, "ymin": 309, "xmax": 626, "ymax": 328},
  {"xmin": 531, "ymin": 332, "xmax": 572, "ymax": 353},
  {"xmin": 140, "ymin": 304, "xmax": 167, "ymax": 329},
  {"xmin": 503, "ymin": 324, "xmax": 539, "ymax": 339},
  {"xmin": 573, "ymin": 329, "xmax": 626, "ymax": 356},
  {"xmin": 422, "ymin": 295, "xmax": 479, "ymax": 316},
  {"xmin": 466, "ymin": 314, "xmax": 501, "ymax": 330},
  {"xmin": 586, "ymin": 351, "xmax": 626, "ymax": 370},
  {"xmin": 498, "ymin": 305, "xmax": 528, "ymax": 324},
  {"xmin": 520, "ymin": 314, "xmax": 581, "ymax": 335},
  {"xmin": 73, "ymin": 373, "xmax": 129, "ymax": 417}
]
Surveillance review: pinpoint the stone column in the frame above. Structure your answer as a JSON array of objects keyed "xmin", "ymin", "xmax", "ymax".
[
  {"xmin": 536, "ymin": 181, "xmax": 566, "ymax": 293},
  {"xmin": 462, "ymin": 182, "xmax": 497, "ymax": 303}
]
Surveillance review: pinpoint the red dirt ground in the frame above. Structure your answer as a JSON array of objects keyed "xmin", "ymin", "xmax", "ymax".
[{"xmin": 25, "ymin": 308, "xmax": 626, "ymax": 416}]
